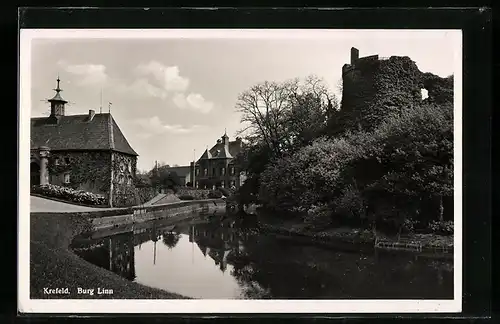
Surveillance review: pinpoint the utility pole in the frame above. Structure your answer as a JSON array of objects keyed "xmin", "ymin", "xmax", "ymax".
[{"xmin": 193, "ymin": 149, "xmax": 196, "ymax": 187}]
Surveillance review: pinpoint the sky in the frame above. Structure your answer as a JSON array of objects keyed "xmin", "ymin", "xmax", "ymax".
[{"xmin": 28, "ymin": 30, "xmax": 460, "ymax": 171}]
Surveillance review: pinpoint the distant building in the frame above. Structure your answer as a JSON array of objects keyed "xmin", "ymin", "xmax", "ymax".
[
  {"xmin": 156, "ymin": 165, "xmax": 192, "ymax": 188},
  {"xmin": 30, "ymin": 77, "xmax": 139, "ymax": 207},
  {"xmin": 190, "ymin": 132, "xmax": 245, "ymax": 190}
]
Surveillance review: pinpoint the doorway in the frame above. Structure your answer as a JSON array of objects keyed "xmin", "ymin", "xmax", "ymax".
[{"xmin": 30, "ymin": 161, "xmax": 40, "ymax": 186}]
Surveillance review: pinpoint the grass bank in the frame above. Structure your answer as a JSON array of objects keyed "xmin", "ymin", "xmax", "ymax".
[
  {"xmin": 256, "ymin": 213, "xmax": 454, "ymax": 256},
  {"xmin": 30, "ymin": 212, "xmax": 189, "ymax": 299}
]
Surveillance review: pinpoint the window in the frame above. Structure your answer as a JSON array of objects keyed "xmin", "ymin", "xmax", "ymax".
[
  {"xmin": 118, "ymin": 174, "xmax": 125, "ymax": 184},
  {"xmin": 64, "ymin": 157, "xmax": 70, "ymax": 164},
  {"xmin": 221, "ymin": 167, "xmax": 226, "ymax": 176},
  {"xmin": 119, "ymin": 162, "xmax": 126, "ymax": 172},
  {"xmin": 230, "ymin": 180, "xmax": 236, "ymax": 188},
  {"xmin": 212, "ymin": 168, "xmax": 216, "ymax": 176},
  {"xmin": 221, "ymin": 181, "xmax": 225, "ymax": 188},
  {"xmin": 195, "ymin": 181, "xmax": 199, "ymax": 188},
  {"xmin": 54, "ymin": 158, "xmax": 60, "ymax": 166},
  {"xmin": 230, "ymin": 166, "xmax": 235, "ymax": 175},
  {"xmin": 64, "ymin": 173, "xmax": 70, "ymax": 184},
  {"xmin": 127, "ymin": 176, "xmax": 132, "ymax": 185},
  {"xmin": 203, "ymin": 168, "xmax": 208, "ymax": 176},
  {"xmin": 128, "ymin": 162, "xmax": 132, "ymax": 173},
  {"xmin": 195, "ymin": 168, "xmax": 200, "ymax": 176}
]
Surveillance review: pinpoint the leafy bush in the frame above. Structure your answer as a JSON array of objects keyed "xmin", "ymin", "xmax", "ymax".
[
  {"xmin": 178, "ymin": 195, "xmax": 194, "ymax": 200},
  {"xmin": 31, "ymin": 184, "xmax": 106, "ymax": 206},
  {"xmin": 176, "ymin": 187, "xmax": 210, "ymax": 200},
  {"xmin": 208, "ymin": 190, "xmax": 223, "ymax": 199},
  {"xmin": 334, "ymin": 185, "xmax": 366, "ymax": 220},
  {"xmin": 218, "ymin": 187, "xmax": 233, "ymax": 197},
  {"xmin": 428, "ymin": 220, "xmax": 454, "ymax": 235},
  {"xmin": 402, "ymin": 218, "xmax": 418, "ymax": 233},
  {"xmin": 303, "ymin": 203, "xmax": 332, "ymax": 229}
]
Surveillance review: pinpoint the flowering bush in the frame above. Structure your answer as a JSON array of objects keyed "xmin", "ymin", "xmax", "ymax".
[
  {"xmin": 176, "ymin": 188, "xmax": 210, "ymax": 200},
  {"xmin": 428, "ymin": 220, "xmax": 454, "ymax": 235},
  {"xmin": 31, "ymin": 184, "xmax": 106, "ymax": 206}
]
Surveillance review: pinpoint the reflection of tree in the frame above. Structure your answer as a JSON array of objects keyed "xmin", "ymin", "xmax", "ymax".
[
  {"xmin": 223, "ymin": 230, "xmax": 454, "ymax": 299},
  {"xmin": 73, "ymin": 232, "xmax": 136, "ymax": 281},
  {"xmin": 162, "ymin": 232, "xmax": 181, "ymax": 249}
]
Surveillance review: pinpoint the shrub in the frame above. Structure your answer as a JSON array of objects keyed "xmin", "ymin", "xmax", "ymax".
[
  {"xmin": 31, "ymin": 184, "xmax": 106, "ymax": 206},
  {"xmin": 303, "ymin": 203, "xmax": 333, "ymax": 229},
  {"xmin": 176, "ymin": 187, "xmax": 210, "ymax": 200},
  {"xmin": 334, "ymin": 184, "xmax": 366, "ymax": 220},
  {"xmin": 402, "ymin": 218, "xmax": 418, "ymax": 233},
  {"xmin": 178, "ymin": 195, "xmax": 194, "ymax": 200},
  {"xmin": 218, "ymin": 187, "xmax": 233, "ymax": 197},
  {"xmin": 428, "ymin": 220, "xmax": 454, "ymax": 235},
  {"xmin": 208, "ymin": 190, "xmax": 223, "ymax": 199}
]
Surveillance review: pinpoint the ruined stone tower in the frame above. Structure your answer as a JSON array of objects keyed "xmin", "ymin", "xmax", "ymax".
[{"xmin": 337, "ymin": 47, "xmax": 453, "ymax": 134}]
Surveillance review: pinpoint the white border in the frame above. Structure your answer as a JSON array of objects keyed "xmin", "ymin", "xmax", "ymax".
[{"xmin": 18, "ymin": 29, "xmax": 463, "ymax": 314}]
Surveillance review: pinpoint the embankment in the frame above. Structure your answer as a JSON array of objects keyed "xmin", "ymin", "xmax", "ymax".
[{"xmin": 30, "ymin": 199, "xmax": 225, "ymax": 299}]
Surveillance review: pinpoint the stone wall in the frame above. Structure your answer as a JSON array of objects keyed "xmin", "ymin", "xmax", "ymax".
[
  {"xmin": 111, "ymin": 152, "xmax": 138, "ymax": 208},
  {"xmin": 90, "ymin": 199, "xmax": 226, "ymax": 231},
  {"xmin": 48, "ymin": 151, "xmax": 112, "ymax": 198}
]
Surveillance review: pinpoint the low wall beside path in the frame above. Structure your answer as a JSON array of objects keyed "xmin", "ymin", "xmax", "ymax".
[
  {"xmin": 91, "ymin": 199, "xmax": 225, "ymax": 231},
  {"xmin": 30, "ymin": 198, "xmax": 226, "ymax": 233}
]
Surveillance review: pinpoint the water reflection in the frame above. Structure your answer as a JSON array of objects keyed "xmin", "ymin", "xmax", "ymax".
[{"xmin": 71, "ymin": 215, "xmax": 453, "ymax": 299}]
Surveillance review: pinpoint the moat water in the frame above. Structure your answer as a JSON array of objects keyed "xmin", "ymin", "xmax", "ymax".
[{"xmin": 71, "ymin": 213, "xmax": 454, "ymax": 299}]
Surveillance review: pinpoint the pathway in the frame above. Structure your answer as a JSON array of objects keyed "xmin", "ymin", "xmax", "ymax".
[{"xmin": 30, "ymin": 195, "xmax": 113, "ymax": 213}]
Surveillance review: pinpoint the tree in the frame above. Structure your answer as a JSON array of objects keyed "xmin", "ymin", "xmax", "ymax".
[{"xmin": 234, "ymin": 76, "xmax": 338, "ymax": 206}]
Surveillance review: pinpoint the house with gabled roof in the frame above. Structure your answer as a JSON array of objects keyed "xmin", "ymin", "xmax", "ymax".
[
  {"xmin": 189, "ymin": 131, "xmax": 245, "ymax": 190},
  {"xmin": 30, "ymin": 77, "xmax": 139, "ymax": 207}
]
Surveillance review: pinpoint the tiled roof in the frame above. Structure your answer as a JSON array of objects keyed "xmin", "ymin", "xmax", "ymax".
[
  {"xmin": 158, "ymin": 165, "xmax": 191, "ymax": 178},
  {"xmin": 31, "ymin": 113, "xmax": 138, "ymax": 156}
]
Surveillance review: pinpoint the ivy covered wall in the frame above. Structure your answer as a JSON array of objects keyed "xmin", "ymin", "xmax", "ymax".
[
  {"xmin": 339, "ymin": 55, "xmax": 453, "ymax": 134},
  {"xmin": 111, "ymin": 152, "xmax": 138, "ymax": 207},
  {"xmin": 47, "ymin": 151, "xmax": 112, "ymax": 199}
]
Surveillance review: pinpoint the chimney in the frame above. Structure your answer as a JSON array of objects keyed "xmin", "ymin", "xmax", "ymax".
[
  {"xmin": 351, "ymin": 47, "xmax": 359, "ymax": 64},
  {"xmin": 88, "ymin": 109, "xmax": 96, "ymax": 121}
]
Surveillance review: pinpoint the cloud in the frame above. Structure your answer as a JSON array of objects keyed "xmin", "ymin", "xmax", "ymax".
[
  {"xmin": 172, "ymin": 92, "xmax": 214, "ymax": 114},
  {"xmin": 58, "ymin": 60, "xmax": 108, "ymax": 86},
  {"xmin": 127, "ymin": 78, "xmax": 168, "ymax": 99},
  {"xmin": 135, "ymin": 61, "xmax": 190, "ymax": 93},
  {"xmin": 136, "ymin": 116, "xmax": 204, "ymax": 135}
]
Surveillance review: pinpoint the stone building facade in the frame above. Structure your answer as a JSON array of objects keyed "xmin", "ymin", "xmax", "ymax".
[
  {"xmin": 30, "ymin": 78, "xmax": 139, "ymax": 207},
  {"xmin": 190, "ymin": 132, "xmax": 245, "ymax": 190}
]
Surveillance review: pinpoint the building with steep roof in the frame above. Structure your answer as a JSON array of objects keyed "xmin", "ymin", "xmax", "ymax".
[
  {"xmin": 190, "ymin": 131, "xmax": 245, "ymax": 190},
  {"xmin": 30, "ymin": 77, "xmax": 139, "ymax": 207}
]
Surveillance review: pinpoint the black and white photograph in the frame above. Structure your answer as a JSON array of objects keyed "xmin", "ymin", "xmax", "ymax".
[{"xmin": 19, "ymin": 28, "xmax": 462, "ymax": 313}]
